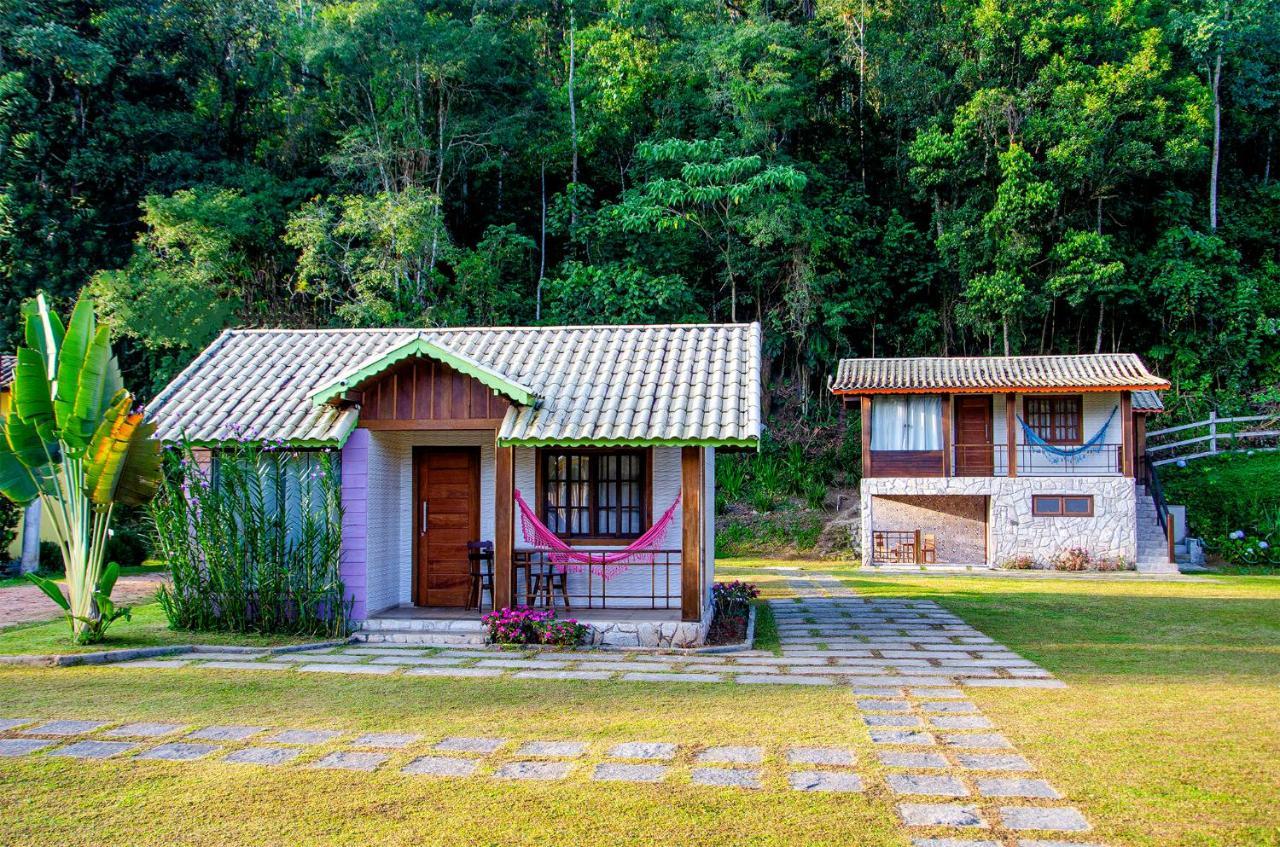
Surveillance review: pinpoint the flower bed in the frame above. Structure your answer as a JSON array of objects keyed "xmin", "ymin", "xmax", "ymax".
[
  {"xmin": 707, "ymin": 580, "xmax": 759, "ymax": 644},
  {"xmin": 1000, "ymin": 547, "xmax": 1134, "ymax": 572},
  {"xmin": 481, "ymin": 607, "xmax": 588, "ymax": 646}
]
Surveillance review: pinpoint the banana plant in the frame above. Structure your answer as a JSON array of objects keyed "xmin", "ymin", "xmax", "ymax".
[{"xmin": 0, "ymin": 292, "xmax": 162, "ymax": 643}]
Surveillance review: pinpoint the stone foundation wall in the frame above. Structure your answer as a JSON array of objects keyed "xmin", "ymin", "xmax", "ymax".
[
  {"xmin": 584, "ymin": 601, "xmax": 713, "ymax": 648},
  {"xmin": 862, "ymin": 476, "xmax": 1137, "ymax": 567}
]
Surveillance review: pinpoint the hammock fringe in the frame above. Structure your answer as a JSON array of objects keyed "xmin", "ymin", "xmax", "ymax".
[{"xmin": 513, "ymin": 488, "xmax": 682, "ymax": 580}]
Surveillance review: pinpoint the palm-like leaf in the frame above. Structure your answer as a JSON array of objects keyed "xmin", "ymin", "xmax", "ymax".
[
  {"xmin": 0, "ymin": 440, "xmax": 38, "ymax": 505},
  {"xmin": 85, "ymin": 392, "xmax": 163, "ymax": 507},
  {"xmin": 66, "ymin": 325, "xmax": 115, "ymax": 448},
  {"xmin": 11, "ymin": 348, "xmax": 55, "ymax": 436},
  {"xmin": 55, "ymin": 295, "xmax": 95, "ymax": 439},
  {"xmin": 21, "ymin": 295, "xmax": 63, "ymax": 367}
]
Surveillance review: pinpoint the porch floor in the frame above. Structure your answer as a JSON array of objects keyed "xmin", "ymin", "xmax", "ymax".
[{"xmin": 368, "ymin": 604, "xmax": 683, "ymax": 624}]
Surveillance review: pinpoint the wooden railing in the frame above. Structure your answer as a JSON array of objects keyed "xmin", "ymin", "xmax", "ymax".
[
  {"xmin": 1142, "ymin": 455, "xmax": 1176, "ymax": 564},
  {"xmin": 511, "ymin": 549, "xmax": 681, "ymax": 610},
  {"xmin": 953, "ymin": 443, "xmax": 1123, "ymax": 476},
  {"xmin": 1147, "ymin": 411, "xmax": 1280, "ymax": 466}
]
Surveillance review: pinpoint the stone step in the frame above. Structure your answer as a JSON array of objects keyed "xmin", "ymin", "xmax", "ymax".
[{"xmin": 353, "ymin": 631, "xmax": 489, "ymax": 646}]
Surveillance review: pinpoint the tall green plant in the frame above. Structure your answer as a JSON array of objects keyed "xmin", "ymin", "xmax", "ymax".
[
  {"xmin": 151, "ymin": 442, "xmax": 349, "ymax": 637},
  {"xmin": 0, "ymin": 293, "xmax": 162, "ymax": 643}
]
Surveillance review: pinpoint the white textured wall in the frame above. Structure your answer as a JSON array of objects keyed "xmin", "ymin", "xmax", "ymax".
[
  {"xmin": 992, "ymin": 391, "xmax": 1122, "ymax": 445},
  {"xmin": 861, "ymin": 475, "xmax": 1137, "ymax": 566}
]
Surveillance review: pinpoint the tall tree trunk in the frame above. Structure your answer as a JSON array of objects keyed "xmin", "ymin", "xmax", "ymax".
[
  {"xmin": 20, "ymin": 501, "xmax": 41, "ymax": 575},
  {"xmin": 1094, "ymin": 301, "xmax": 1105, "ymax": 353},
  {"xmin": 537, "ymin": 160, "xmax": 547, "ymax": 321},
  {"xmin": 1209, "ymin": 49, "xmax": 1222, "ymax": 232},
  {"xmin": 429, "ymin": 82, "xmax": 446, "ymax": 275},
  {"xmin": 567, "ymin": 9, "xmax": 579, "ymax": 230},
  {"xmin": 1002, "ymin": 317, "xmax": 1010, "ymax": 356}
]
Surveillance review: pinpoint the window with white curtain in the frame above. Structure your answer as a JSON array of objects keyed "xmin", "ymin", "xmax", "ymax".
[{"xmin": 870, "ymin": 396, "xmax": 943, "ymax": 451}]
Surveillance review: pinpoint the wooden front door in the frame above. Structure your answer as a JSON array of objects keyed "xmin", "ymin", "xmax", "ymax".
[
  {"xmin": 413, "ymin": 447, "xmax": 480, "ymax": 607},
  {"xmin": 954, "ymin": 396, "xmax": 994, "ymax": 476}
]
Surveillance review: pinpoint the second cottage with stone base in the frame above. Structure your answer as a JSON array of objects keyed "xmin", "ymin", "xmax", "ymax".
[{"xmin": 829, "ymin": 354, "xmax": 1177, "ymax": 573}]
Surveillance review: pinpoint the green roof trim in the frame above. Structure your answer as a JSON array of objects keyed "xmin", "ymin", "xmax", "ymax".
[
  {"xmin": 496, "ymin": 436, "xmax": 759, "ymax": 450},
  {"xmin": 311, "ymin": 337, "xmax": 538, "ymax": 407}
]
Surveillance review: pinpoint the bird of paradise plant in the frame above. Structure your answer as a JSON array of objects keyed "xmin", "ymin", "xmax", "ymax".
[{"xmin": 0, "ymin": 292, "xmax": 162, "ymax": 643}]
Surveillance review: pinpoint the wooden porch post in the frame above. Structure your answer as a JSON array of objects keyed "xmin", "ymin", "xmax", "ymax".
[
  {"xmin": 860, "ymin": 396, "xmax": 873, "ymax": 478},
  {"xmin": 681, "ymin": 446, "xmax": 704, "ymax": 622},
  {"xmin": 494, "ymin": 443, "xmax": 514, "ymax": 610},
  {"xmin": 940, "ymin": 394, "xmax": 952, "ymax": 477},
  {"xmin": 1120, "ymin": 391, "xmax": 1134, "ymax": 477},
  {"xmin": 1005, "ymin": 394, "xmax": 1017, "ymax": 478}
]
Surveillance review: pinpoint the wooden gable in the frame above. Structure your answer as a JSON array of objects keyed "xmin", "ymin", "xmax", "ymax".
[{"xmin": 358, "ymin": 357, "xmax": 511, "ymax": 428}]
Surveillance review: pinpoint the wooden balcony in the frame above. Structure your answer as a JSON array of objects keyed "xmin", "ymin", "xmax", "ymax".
[{"xmin": 512, "ymin": 549, "xmax": 682, "ymax": 610}]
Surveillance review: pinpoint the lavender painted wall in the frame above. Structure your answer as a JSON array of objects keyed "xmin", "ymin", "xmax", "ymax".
[{"xmin": 340, "ymin": 428, "xmax": 370, "ymax": 620}]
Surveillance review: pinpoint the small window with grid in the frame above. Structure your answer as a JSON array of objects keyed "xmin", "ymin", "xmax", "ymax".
[
  {"xmin": 1024, "ymin": 396, "xmax": 1083, "ymax": 444},
  {"xmin": 541, "ymin": 449, "xmax": 648, "ymax": 540}
]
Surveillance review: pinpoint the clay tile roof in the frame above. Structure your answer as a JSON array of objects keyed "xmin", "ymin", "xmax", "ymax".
[
  {"xmin": 1130, "ymin": 390, "xmax": 1165, "ymax": 413},
  {"xmin": 147, "ymin": 324, "xmax": 762, "ymax": 448},
  {"xmin": 829, "ymin": 354, "xmax": 1169, "ymax": 395}
]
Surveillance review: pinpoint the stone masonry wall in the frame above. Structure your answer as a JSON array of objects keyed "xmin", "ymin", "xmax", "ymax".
[{"xmin": 862, "ymin": 476, "xmax": 1137, "ymax": 567}]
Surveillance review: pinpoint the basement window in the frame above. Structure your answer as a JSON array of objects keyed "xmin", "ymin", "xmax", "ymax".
[{"xmin": 1031, "ymin": 494, "xmax": 1094, "ymax": 517}]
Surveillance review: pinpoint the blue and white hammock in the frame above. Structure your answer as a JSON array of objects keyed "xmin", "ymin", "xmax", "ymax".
[{"xmin": 1017, "ymin": 405, "xmax": 1118, "ymax": 464}]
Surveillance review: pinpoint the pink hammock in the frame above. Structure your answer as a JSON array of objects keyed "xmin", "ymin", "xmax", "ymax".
[{"xmin": 513, "ymin": 488, "xmax": 682, "ymax": 580}]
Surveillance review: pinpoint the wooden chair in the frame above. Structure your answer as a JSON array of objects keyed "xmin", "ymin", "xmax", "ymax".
[
  {"xmin": 466, "ymin": 541, "xmax": 495, "ymax": 612},
  {"xmin": 920, "ymin": 533, "xmax": 937, "ymax": 564},
  {"xmin": 530, "ymin": 563, "xmax": 571, "ymax": 611}
]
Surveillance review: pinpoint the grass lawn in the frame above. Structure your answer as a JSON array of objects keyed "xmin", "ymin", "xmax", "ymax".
[
  {"xmin": 0, "ymin": 558, "xmax": 1276, "ymax": 846},
  {"xmin": 0, "ymin": 602, "xmax": 319, "ymax": 655}
]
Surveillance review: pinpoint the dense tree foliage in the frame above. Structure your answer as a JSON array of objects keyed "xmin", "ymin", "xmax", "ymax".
[{"xmin": 3, "ymin": 0, "xmax": 1278, "ymax": 411}]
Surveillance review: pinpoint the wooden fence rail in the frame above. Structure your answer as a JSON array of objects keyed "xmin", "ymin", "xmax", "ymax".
[{"xmin": 1147, "ymin": 411, "xmax": 1280, "ymax": 466}]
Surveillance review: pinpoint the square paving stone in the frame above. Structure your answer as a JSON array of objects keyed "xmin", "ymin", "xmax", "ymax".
[
  {"xmin": 913, "ymin": 687, "xmax": 966, "ymax": 698},
  {"xmin": 188, "ymin": 725, "xmax": 265, "ymax": 742},
  {"xmin": 223, "ymin": 746, "xmax": 302, "ymax": 766},
  {"xmin": 495, "ymin": 760, "xmax": 573, "ymax": 780},
  {"xmin": 943, "ymin": 733, "xmax": 1012, "ymax": 749},
  {"xmin": 898, "ymin": 803, "xmax": 987, "ymax": 828},
  {"xmin": 402, "ymin": 756, "xmax": 479, "ymax": 777},
  {"xmin": 607, "ymin": 741, "xmax": 678, "ymax": 760},
  {"xmin": 857, "ymin": 698, "xmax": 911, "ymax": 711},
  {"xmin": 976, "ymin": 777, "xmax": 1061, "ymax": 799},
  {"xmin": 788, "ymin": 770, "xmax": 864, "ymax": 792},
  {"xmin": 20, "ymin": 720, "xmax": 107, "ymax": 736},
  {"xmin": 310, "ymin": 751, "xmax": 389, "ymax": 771},
  {"xmin": 351, "ymin": 732, "xmax": 422, "ymax": 749},
  {"xmin": 262, "ymin": 729, "xmax": 343, "ymax": 745},
  {"xmin": 136, "ymin": 743, "xmax": 220, "ymax": 761},
  {"xmin": 864, "ymin": 714, "xmax": 923, "ymax": 727},
  {"xmin": 0, "ymin": 738, "xmax": 56, "ymax": 757},
  {"xmin": 787, "ymin": 746, "xmax": 856, "ymax": 766},
  {"xmin": 592, "ymin": 763, "xmax": 668, "ymax": 783},
  {"xmin": 0, "ymin": 718, "xmax": 37, "ymax": 731},
  {"xmin": 1000, "ymin": 807, "xmax": 1090, "ymax": 832},
  {"xmin": 405, "ymin": 667, "xmax": 503, "ymax": 678},
  {"xmin": 929, "ymin": 716, "xmax": 994, "ymax": 730},
  {"xmin": 911, "ymin": 839, "xmax": 1000, "ymax": 847},
  {"xmin": 736, "ymin": 674, "xmax": 834, "ymax": 685},
  {"xmin": 691, "ymin": 767, "xmax": 762, "ymax": 789},
  {"xmin": 48, "ymin": 740, "xmax": 138, "ymax": 759},
  {"xmin": 879, "ymin": 751, "xmax": 950, "ymax": 769},
  {"xmin": 104, "ymin": 722, "xmax": 184, "ymax": 738},
  {"xmin": 514, "ymin": 740, "xmax": 589, "ymax": 758},
  {"xmin": 956, "ymin": 753, "xmax": 1034, "ymax": 771},
  {"xmin": 513, "ymin": 670, "xmax": 613, "ymax": 680},
  {"xmin": 886, "ymin": 773, "xmax": 970, "ymax": 797},
  {"xmin": 921, "ymin": 701, "xmax": 979, "ymax": 714},
  {"xmin": 696, "ymin": 745, "xmax": 763, "ymax": 764},
  {"xmin": 435, "ymin": 736, "xmax": 506, "ymax": 754},
  {"xmin": 870, "ymin": 730, "xmax": 936, "ymax": 746}
]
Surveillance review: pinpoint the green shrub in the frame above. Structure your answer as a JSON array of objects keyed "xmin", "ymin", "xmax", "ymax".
[
  {"xmin": 105, "ymin": 529, "xmax": 149, "ymax": 568},
  {"xmin": 151, "ymin": 442, "xmax": 349, "ymax": 638},
  {"xmin": 0, "ymin": 497, "xmax": 19, "ymax": 559}
]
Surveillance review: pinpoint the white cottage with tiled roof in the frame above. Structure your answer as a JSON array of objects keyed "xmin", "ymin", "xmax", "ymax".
[
  {"xmin": 829, "ymin": 354, "xmax": 1176, "ymax": 573},
  {"xmin": 149, "ymin": 324, "xmax": 761, "ymax": 647}
]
